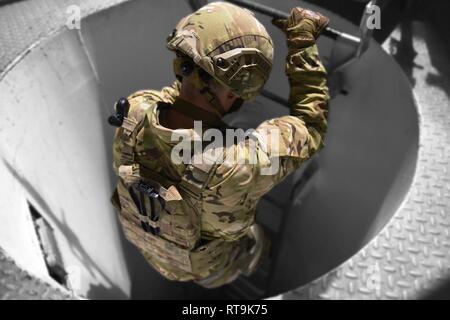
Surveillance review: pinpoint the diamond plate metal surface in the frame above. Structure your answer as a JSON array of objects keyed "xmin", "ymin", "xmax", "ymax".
[
  {"xmin": 0, "ymin": 0, "xmax": 449, "ymax": 300},
  {"xmin": 0, "ymin": 0, "xmax": 131, "ymax": 80},
  {"xmin": 0, "ymin": 248, "xmax": 73, "ymax": 300}
]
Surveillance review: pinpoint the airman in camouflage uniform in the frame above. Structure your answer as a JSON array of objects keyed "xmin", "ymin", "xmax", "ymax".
[{"xmin": 111, "ymin": 2, "xmax": 330, "ymax": 288}]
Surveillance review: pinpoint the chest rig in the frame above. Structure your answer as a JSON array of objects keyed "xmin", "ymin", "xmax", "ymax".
[{"xmin": 109, "ymin": 94, "xmax": 237, "ymax": 279}]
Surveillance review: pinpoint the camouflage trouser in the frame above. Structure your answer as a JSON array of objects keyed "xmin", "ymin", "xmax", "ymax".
[{"xmin": 194, "ymin": 224, "xmax": 270, "ymax": 289}]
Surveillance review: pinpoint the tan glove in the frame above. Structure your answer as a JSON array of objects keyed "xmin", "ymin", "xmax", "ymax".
[{"xmin": 272, "ymin": 7, "xmax": 330, "ymax": 48}]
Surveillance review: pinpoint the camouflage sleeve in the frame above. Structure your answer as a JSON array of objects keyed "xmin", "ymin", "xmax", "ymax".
[
  {"xmin": 253, "ymin": 42, "xmax": 329, "ymax": 187},
  {"xmin": 202, "ymin": 43, "xmax": 329, "ymax": 241}
]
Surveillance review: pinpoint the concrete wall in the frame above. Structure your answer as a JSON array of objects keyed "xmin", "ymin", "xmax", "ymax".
[{"xmin": 0, "ymin": 27, "xmax": 130, "ymax": 299}]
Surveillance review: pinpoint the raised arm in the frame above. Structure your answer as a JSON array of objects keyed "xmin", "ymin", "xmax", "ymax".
[
  {"xmin": 202, "ymin": 8, "xmax": 331, "ymax": 241},
  {"xmin": 253, "ymin": 7, "xmax": 330, "ymax": 185}
]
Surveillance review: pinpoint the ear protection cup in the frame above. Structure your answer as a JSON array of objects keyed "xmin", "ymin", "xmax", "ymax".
[
  {"xmin": 180, "ymin": 60, "xmax": 194, "ymax": 77},
  {"xmin": 173, "ymin": 56, "xmax": 194, "ymax": 79}
]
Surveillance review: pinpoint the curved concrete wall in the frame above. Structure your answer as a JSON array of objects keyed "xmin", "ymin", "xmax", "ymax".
[
  {"xmin": 0, "ymin": 28, "xmax": 130, "ymax": 298},
  {"xmin": 0, "ymin": 0, "xmax": 419, "ymax": 299}
]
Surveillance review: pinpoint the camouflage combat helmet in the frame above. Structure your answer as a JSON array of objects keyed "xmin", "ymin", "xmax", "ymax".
[{"xmin": 166, "ymin": 1, "xmax": 274, "ymax": 110}]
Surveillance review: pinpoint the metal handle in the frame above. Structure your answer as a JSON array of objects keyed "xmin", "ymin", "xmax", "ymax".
[{"xmin": 226, "ymin": 0, "xmax": 361, "ymax": 45}]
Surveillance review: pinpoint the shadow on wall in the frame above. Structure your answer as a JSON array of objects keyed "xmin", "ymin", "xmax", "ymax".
[
  {"xmin": 386, "ymin": 16, "xmax": 421, "ymax": 87},
  {"xmin": 420, "ymin": 1, "xmax": 450, "ymax": 101},
  {"xmin": 2, "ymin": 159, "xmax": 128, "ymax": 300},
  {"xmin": 383, "ymin": 0, "xmax": 450, "ymax": 99},
  {"xmin": 0, "ymin": 0, "xmax": 25, "ymax": 7}
]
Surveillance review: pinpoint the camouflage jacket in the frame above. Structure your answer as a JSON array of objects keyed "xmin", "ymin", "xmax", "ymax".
[{"xmin": 112, "ymin": 43, "xmax": 329, "ymax": 281}]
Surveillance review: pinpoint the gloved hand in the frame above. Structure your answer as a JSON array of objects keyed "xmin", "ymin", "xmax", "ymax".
[{"xmin": 272, "ymin": 7, "xmax": 330, "ymax": 48}]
